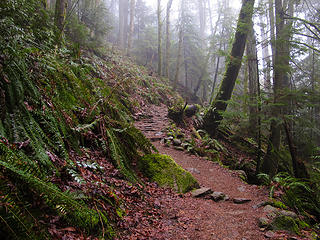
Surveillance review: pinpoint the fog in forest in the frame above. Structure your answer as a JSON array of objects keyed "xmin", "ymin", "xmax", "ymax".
[{"xmin": 1, "ymin": 0, "xmax": 320, "ymax": 238}]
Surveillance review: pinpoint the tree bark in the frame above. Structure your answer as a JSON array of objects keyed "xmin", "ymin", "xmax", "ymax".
[
  {"xmin": 246, "ymin": 22, "xmax": 259, "ymax": 139},
  {"xmin": 165, "ymin": 0, "xmax": 174, "ymax": 79},
  {"xmin": 118, "ymin": 0, "xmax": 125, "ymax": 49},
  {"xmin": 174, "ymin": 26, "xmax": 183, "ymax": 91},
  {"xmin": 259, "ymin": 0, "xmax": 272, "ymax": 92},
  {"xmin": 198, "ymin": 0, "xmax": 206, "ymax": 48},
  {"xmin": 157, "ymin": 0, "xmax": 162, "ymax": 76},
  {"xmin": 268, "ymin": 0, "xmax": 276, "ymax": 79},
  {"xmin": 127, "ymin": 0, "xmax": 135, "ymax": 56},
  {"xmin": 261, "ymin": 0, "xmax": 294, "ymax": 177},
  {"xmin": 210, "ymin": 55, "xmax": 220, "ymax": 102},
  {"xmin": 54, "ymin": 0, "xmax": 68, "ymax": 43},
  {"xmin": 118, "ymin": 0, "xmax": 128, "ymax": 49},
  {"xmin": 203, "ymin": 0, "xmax": 255, "ymax": 136}
]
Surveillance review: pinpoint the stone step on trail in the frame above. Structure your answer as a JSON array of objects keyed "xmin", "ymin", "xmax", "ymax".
[{"xmin": 191, "ymin": 187, "xmax": 213, "ymax": 198}]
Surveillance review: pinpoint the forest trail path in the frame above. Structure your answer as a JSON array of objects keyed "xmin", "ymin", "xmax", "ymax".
[{"xmin": 134, "ymin": 104, "xmax": 270, "ymax": 240}]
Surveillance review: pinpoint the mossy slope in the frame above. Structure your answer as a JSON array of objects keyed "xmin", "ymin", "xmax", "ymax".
[{"xmin": 139, "ymin": 154, "xmax": 199, "ymax": 193}]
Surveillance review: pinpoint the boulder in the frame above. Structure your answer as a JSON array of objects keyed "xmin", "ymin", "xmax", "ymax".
[
  {"xmin": 279, "ymin": 210, "xmax": 298, "ymax": 219},
  {"xmin": 139, "ymin": 154, "xmax": 199, "ymax": 193},
  {"xmin": 269, "ymin": 215, "xmax": 299, "ymax": 234},
  {"xmin": 263, "ymin": 205, "xmax": 278, "ymax": 218},
  {"xmin": 172, "ymin": 139, "xmax": 182, "ymax": 146},
  {"xmin": 210, "ymin": 192, "xmax": 226, "ymax": 202},
  {"xmin": 191, "ymin": 187, "xmax": 213, "ymax": 198},
  {"xmin": 258, "ymin": 217, "xmax": 270, "ymax": 228}
]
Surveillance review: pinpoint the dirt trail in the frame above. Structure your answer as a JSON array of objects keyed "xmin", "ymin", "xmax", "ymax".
[{"xmin": 134, "ymin": 104, "xmax": 270, "ymax": 240}]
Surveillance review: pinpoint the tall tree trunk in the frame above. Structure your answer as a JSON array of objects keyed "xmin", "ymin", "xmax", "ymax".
[
  {"xmin": 127, "ymin": 0, "xmax": 135, "ymax": 56},
  {"xmin": 261, "ymin": 0, "xmax": 293, "ymax": 177},
  {"xmin": 157, "ymin": 0, "xmax": 162, "ymax": 76},
  {"xmin": 54, "ymin": 0, "xmax": 68, "ymax": 43},
  {"xmin": 123, "ymin": 0, "xmax": 129, "ymax": 46},
  {"xmin": 246, "ymin": 22, "xmax": 259, "ymax": 139},
  {"xmin": 183, "ymin": 43, "xmax": 189, "ymax": 89},
  {"xmin": 118, "ymin": 0, "xmax": 128, "ymax": 49},
  {"xmin": 203, "ymin": 0, "xmax": 255, "ymax": 136},
  {"xmin": 268, "ymin": 0, "xmax": 276, "ymax": 79},
  {"xmin": 259, "ymin": 0, "xmax": 272, "ymax": 92},
  {"xmin": 198, "ymin": 0, "xmax": 206, "ymax": 48},
  {"xmin": 210, "ymin": 56, "xmax": 220, "ymax": 103},
  {"xmin": 118, "ymin": 0, "xmax": 125, "ymax": 49},
  {"xmin": 207, "ymin": 0, "xmax": 214, "ymax": 34},
  {"xmin": 165, "ymin": 0, "xmax": 174, "ymax": 79},
  {"xmin": 174, "ymin": 26, "xmax": 183, "ymax": 91}
]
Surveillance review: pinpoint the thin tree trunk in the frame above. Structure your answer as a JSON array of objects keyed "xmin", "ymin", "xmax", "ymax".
[
  {"xmin": 123, "ymin": 0, "xmax": 129, "ymax": 46},
  {"xmin": 127, "ymin": 0, "xmax": 135, "ymax": 56},
  {"xmin": 118, "ymin": 0, "xmax": 125, "ymax": 49},
  {"xmin": 198, "ymin": 0, "xmax": 206, "ymax": 48},
  {"xmin": 165, "ymin": 0, "xmax": 174, "ymax": 79},
  {"xmin": 203, "ymin": 0, "xmax": 255, "ymax": 136},
  {"xmin": 210, "ymin": 56, "xmax": 220, "ymax": 103},
  {"xmin": 268, "ymin": 0, "xmax": 276, "ymax": 78},
  {"xmin": 243, "ymin": 59, "xmax": 249, "ymax": 111},
  {"xmin": 118, "ymin": 0, "xmax": 128, "ymax": 49},
  {"xmin": 207, "ymin": 0, "xmax": 214, "ymax": 34},
  {"xmin": 157, "ymin": 0, "xmax": 162, "ymax": 76},
  {"xmin": 259, "ymin": 0, "xmax": 271, "ymax": 92},
  {"xmin": 194, "ymin": 5, "xmax": 222, "ymax": 98},
  {"xmin": 183, "ymin": 43, "xmax": 189, "ymax": 89},
  {"xmin": 54, "ymin": 0, "xmax": 68, "ymax": 43},
  {"xmin": 174, "ymin": 27, "xmax": 183, "ymax": 91},
  {"xmin": 246, "ymin": 22, "xmax": 259, "ymax": 139}
]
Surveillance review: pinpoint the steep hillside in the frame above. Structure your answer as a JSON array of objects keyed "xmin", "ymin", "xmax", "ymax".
[{"xmin": 0, "ymin": 1, "xmax": 188, "ymax": 238}]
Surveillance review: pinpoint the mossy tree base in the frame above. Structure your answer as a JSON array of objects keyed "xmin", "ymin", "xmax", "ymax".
[{"xmin": 138, "ymin": 154, "xmax": 199, "ymax": 193}]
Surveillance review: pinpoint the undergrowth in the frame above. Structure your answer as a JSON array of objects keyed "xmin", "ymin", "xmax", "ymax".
[{"xmin": 0, "ymin": 0, "xmax": 171, "ymax": 238}]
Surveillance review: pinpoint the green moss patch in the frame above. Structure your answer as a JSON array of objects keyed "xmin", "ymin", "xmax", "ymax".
[
  {"xmin": 139, "ymin": 154, "xmax": 199, "ymax": 193},
  {"xmin": 270, "ymin": 216, "xmax": 300, "ymax": 234}
]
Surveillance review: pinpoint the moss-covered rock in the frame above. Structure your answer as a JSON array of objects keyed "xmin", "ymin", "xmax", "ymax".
[
  {"xmin": 139, "ymin": 154, "xmax": 199, "ymax": 193},
  {"xmin": 270, "ymin": 215, "xmax": 300, "ymax": 234}
]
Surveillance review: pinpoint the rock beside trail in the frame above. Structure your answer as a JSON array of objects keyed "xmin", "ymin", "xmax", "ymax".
[
  {"xmin": 269, "ymin": 215, "xmax": 299, "ymax": 234},
  {"xmin": 264, "ymin": 230, "xmax": 276, "ymax": 238},
  {"xmin": 263, "ymin": 205, "xmax": 278, "ymax": 218},
  {"xmin": 258, "ymin": 217, "xmax": 269, "ymax": 228},
  {"xmin": 186, "ymin": 167, "xmax": 200, "ymax": 174},
  {"xmin": 279, "ymin": 210, "xmax": 298, "ymax": 219},
  {"xmin": 139, "ymin": 154, "xmax": 199, "ymax": 193},
  {"xmin": 191, "ymin": 187, "xmax": 213, "ymax": 198},
  {"xmin": 262, "ymin": 205, "xmax": 297, "ymax": 219},
  {"xmin": 210, "ymin": 192, "xmax": 227, "ymax": 202},
  {"xmin": 252, "ymin": 201, "xmax": 268, "ymax": 209},
  {"xmin": 258, "ymin": 205, "xmax": 301, "ymax": 234},
  {"xmin": 173, "ymin": 139, "xmax": 182, "ymax": 146},
  {"xmin": 233, "ymin": 198, "xmax": 251, "ymax": 204}
]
